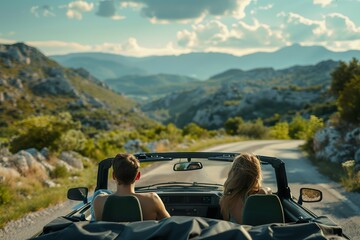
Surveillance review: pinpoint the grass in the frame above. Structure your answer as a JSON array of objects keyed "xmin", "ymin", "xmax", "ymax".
[
  {"xmin": 341, "ymin": 160, "xmax": 360, "ymax": 192},
  {"xmin": 0, "ymin": 164, "xmax": 97, "ymax": 229},
  {"xmin": 302, "ymin": 144, "xmax": 360, "ymax": 192}
]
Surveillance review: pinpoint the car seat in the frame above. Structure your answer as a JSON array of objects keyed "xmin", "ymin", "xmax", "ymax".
[
  {"xmin": 242, "ymin": 194, "xmax": 285, "ymax": 225},
  {"xmin": 102, "ymin": 195, "xmax": 143, "ymax": 222}
]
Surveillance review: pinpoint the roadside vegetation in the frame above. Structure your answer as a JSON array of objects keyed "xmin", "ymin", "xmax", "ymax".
[{"xmin": 303, "ymin": 58, "xmax": 360, "ymax": 192}]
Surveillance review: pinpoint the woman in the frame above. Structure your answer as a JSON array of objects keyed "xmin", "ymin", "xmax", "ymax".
[{"xmin": 220, "ymin": 153, "xmax": 270, "ymax": 224}]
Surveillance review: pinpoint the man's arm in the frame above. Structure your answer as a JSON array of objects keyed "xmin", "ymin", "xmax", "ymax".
[
  {"xmin": 93, "ymin": 194, "xmax": 108, "ymax": 221},
  {"xmin": 153, "ymin": 193, "xmax": 170, "ymax": 220}
]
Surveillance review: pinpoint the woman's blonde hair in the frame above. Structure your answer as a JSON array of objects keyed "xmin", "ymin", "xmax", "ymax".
[{"xmin": 220, "ymin": 153, "xmax": 262, "ymax": 219}]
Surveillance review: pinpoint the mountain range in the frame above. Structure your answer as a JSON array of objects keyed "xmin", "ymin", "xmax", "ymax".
[
  {"xmin": 51, "ymin": 44, "xmax": 360, "ymax": 80},
  {"xmin": 142, "ymin": 60, "xmax": 339, "ymax": 128},
  {"xmin": 0, "ymin": 42, "xmax": 350, "ymax": 131}
]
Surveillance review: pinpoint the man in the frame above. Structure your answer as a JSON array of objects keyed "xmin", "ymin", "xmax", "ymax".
[{"xmin": 93, "ymin": 153, "xmax": 170, "ymax": 221}]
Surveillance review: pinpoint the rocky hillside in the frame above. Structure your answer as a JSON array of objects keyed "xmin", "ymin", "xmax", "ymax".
[
  {"xmin": 143, "ymin": 60, "xmax": 339, "ymax": 129},
  {"xmin": 0, "ymin": 43, "xmax": 155, "ymax": 133},
  {"xmin": 0, "ymin": 42, "xmax": 159, "ymax": 196}
]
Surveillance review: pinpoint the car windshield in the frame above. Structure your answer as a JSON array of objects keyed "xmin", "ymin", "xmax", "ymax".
[{"xmin": 107, "ymin": 158, "xmax": 277, "ymax": 192}]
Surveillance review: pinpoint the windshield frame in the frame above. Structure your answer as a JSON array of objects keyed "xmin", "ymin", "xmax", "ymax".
[{"xmin": 95, "ymin": 152, "xmax": 290, "ymax": 199}]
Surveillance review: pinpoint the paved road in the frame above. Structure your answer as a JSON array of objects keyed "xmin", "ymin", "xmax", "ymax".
[{"xmin": 1, "ymin": 140, "xmax": 359, "ymax": 239}]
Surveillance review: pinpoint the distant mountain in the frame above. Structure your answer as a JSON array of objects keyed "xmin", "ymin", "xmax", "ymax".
[
  {"xmin": 0, "ymin": 43, "xmax": 155, "ymax": 132},
  {"xmin": 207, "ymin": 60, "xmax": 339, "ymax": 90},
  {"xmin": 50, "ymin": 44, "xmax": 360, "ymax": 80},
  {"xmin": 105, "ymin": 74, "xmax": 201, "ymax": 101},
  {"xmin": 142, "ymin": 60, "xmax": 339, "ymax": 129},
  {"xmin": 51, "ymin": 53, "xmax": 147, "ymax": 80}
]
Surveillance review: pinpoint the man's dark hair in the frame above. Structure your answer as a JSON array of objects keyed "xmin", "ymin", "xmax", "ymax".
[{"xmin": 112, "ymin": 154, "xmax": 140, "ymax": 185}]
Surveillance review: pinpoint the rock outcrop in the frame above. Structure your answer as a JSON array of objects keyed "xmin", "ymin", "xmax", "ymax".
[
  {"xmin": 313, "ymin": 126, "xmax": 360, "ymax": 168},
  {"xmin": 0, "ymin": 147, "xmax": 87, "ymax": 186}
]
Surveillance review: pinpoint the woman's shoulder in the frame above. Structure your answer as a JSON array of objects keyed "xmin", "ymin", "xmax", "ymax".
[{"xmin": 258, "ymin": 187, "xmax": 272, "ymax": 194}]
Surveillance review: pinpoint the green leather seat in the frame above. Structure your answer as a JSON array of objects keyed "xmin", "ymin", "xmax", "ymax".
[
  {"xmin": 242, "ymin": 194, "xmax": 285, "ymax": 226},
  {"xmin": 102, "ymin": 195, "xmax": 143, "ymax": 222}
]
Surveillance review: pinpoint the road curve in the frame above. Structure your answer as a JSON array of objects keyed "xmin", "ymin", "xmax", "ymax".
[{"xmin": 1, "ymin": 140, "xmax": 359, "ymax": 239}]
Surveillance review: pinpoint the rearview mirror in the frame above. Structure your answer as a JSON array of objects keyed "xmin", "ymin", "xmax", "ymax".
[
  {"xmin": 67, "ymin": 187, "xmax": 88, "ymax": 204},
  {"xmin": 298, "ymin": 188, "xmax": 322, "ymax": 205},
  {"xmin": 173, "ymin": 162, "xmax": 203, "ymax": 171}
]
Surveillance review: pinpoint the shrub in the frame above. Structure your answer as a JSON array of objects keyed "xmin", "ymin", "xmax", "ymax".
[
  {"xmin": 269, "ymin": 122, "xmax": 290, "ymax": 139},
  {"xmin": 50, "ymin": 165, "xmax": 69, "ymax": 179},
  {"xmin": 237, "ymin": 119, "xmax": 268, "ymax": 139},
  {"xmin": 302, "ymin": 115, "xmax": 324, "ymax": 141},
  {"xmin": 224, "ymin": 117, "xmax": 244, "ymax": 135},
  {"xmin": 0, "ymin": 183, "xmax": 12, "ymax": 205},
  {"xmin": 10, "ymin": 112, "xmax": 81, "ymax": 153},
  {"xmin": 289, "ymin": 114, "xmax": 307, "ymax": 139},
  {"xmin": 182, "ymin": 123, "xmax": 209, "ymax": 139},
  {"xmin": 56, "ymin": 129, "xmax": 87, "ymax": 152}
]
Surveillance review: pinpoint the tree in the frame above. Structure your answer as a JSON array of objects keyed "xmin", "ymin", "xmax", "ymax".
[
  {"xmin": 337, "ymin": 76, "xmax": 360, "ymax": 124},
  {"xmin": 224, "ymin": 117, "xmax": 244, "ymax": 135},
  {"xmin": 331, "ymin": 58, "xmax": 360, "ymax": 96}
]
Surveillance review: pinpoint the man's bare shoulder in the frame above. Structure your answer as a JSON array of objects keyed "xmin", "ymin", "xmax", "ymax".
[
  {"xmin": 136, "ymin": 192, "xmax": 159, "ymax": 199},
  {"xmin": 135, "ymin": 192, "xmax": 164, "ymax": 205}
]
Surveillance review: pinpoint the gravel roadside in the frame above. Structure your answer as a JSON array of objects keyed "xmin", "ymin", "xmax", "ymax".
[{"xmin": 0, "ymin": 200, "xmax": 77, "ymax": 240}]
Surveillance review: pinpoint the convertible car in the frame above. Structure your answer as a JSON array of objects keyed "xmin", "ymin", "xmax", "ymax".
[{"xmin": 31, "ymin": 152, "xmax": 349, "ymax": 239}]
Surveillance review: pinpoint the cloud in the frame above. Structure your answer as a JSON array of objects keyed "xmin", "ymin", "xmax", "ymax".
[
  {"xmin": 123, "ymin": 0, "xmax": 251, "ymax": 23},
  {"xmin": 96, "ymin": 0, "xmax": 116, "ymax": 17},
  {"xmin": 66, "ymin": 0, "xmax": 94, "ymax": 20},
  {"xmin": 20, "ymin": 38, "xmax": 187, "ymax": 56},
  {"xmin": 283, "ymin": 12, "xmax": 360, "ymax": 43},
  {"xmin": 0, "ymin": 38, "xmax": 17, "ymax": 44},
  {"xmin": 313, "ymin": 0, "xmax": 333, "ymax": 7},
  {"xmin": 26, "ymin": 40, "xmax": 93, "ymax": 54},
  {"xmin": 258, "ymin": 4, "xmax": 273, "ymax": 11},
  {"xmin": 325, "ymin": 13, "xmax": 360, "ymax": 40},
  {"xmin": 97, "ymin": 38, "xmax": 187, "ymax": 56},
  {"xmin": 284, "ymin": 13, "xmax": 325, "ymax": 42},
  {"xmin": 96, "ymin": 0, "xmax": 125, "ymax": 20},
  {"xmin": 30, "ymin": 5, "xmax": 56, "ymax": 17},
  {"xmin": 177, "ymin": 19, "xmax": 285, "ymax": 53}
]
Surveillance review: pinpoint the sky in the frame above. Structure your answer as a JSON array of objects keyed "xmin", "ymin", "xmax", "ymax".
[{"xmin": 1, "ymin": 0, "xmax": 360, "ymax": 57}]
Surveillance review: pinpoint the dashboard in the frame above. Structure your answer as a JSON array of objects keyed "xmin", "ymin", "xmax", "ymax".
[{"xmin": 158, "ymin": 192, "xmax": 223, "ymax": 219}]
